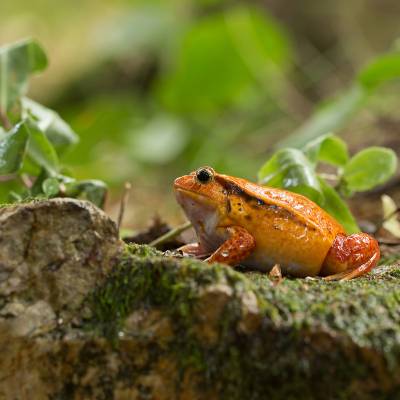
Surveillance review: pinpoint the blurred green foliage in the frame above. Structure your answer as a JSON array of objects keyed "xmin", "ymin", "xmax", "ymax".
[
  {"xmin": 258, "ymin": 135, "xmax": 397, "ymax": 233},
  {"xmin": 278, "ymin": 50, "xmax": 400, "ymax": 148},
  {"xmin": 1, "ymin": 0, "xmax": 400, "ymax": 225},
  {"xmin": 57, "ymin": 2, "xmax": 297, "ymax": 185},
  {"xmin": 159, "ymin": 6, "xmax": 291, "ymax": 113},
  {"xmin": 0, "ymin": 39, "xmax": 107, "ymax": 206}
]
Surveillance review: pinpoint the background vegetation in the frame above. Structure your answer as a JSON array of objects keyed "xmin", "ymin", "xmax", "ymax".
[{"xmin": 1, "ymin": 0, "xmax": 399, "ymax": 228}]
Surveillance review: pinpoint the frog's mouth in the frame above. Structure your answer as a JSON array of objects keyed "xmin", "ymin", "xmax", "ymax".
[
  {"xmin": 174, "ymin": 188, "xmax": 219, "ymax": 214},
  {"xmin": 174, "ymin": 188, "xmax": 225, "ymax": 251}
]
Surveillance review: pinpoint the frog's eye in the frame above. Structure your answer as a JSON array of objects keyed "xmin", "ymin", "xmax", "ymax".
[{"xmin": 196, "ymin": 167, "xmax": 213, "ymax": 184}]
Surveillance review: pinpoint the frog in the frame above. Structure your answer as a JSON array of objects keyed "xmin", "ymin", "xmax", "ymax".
[{"xmin": 174, "ymin": 166, "xmax": 380, "ymax": 280}]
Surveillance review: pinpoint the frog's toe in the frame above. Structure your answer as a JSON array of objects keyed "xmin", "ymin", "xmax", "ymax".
[{"xmin": 178, "ymin": 243, "xmax": 210, "ymax": 259}]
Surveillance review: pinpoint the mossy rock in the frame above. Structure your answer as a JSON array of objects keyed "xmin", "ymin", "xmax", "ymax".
[
  {"xmin": 1, "ymin": 198, "xmax": 400, "ymax": 399},
  {"xmin": 87, "ymin": 244, "xmax": 400, "ymax": 400}
]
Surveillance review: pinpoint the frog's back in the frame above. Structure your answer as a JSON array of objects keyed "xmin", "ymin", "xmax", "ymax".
[
  {"xmin": 218, "ymin": 175, "xmax": 345, "ymax": 277},
  {"xmin": 245, "ymin": 180, "xmax": 343, "ymax": 233}
]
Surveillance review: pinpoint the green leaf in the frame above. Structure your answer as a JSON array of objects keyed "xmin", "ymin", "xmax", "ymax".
[
  {"xmin": 258, "ymin": 148, "xmax": 323, "ymax": 203},
  {"xmin": 304, "ymin": 133, "xmax": 349, "ymax": 167},
  {"xmin": 160, "ymin": 6, "xmax": 291, "ymax": 113},
  {"xmin": 358, "ymin": 52, "xmax": 400, "ymax": 91},
  {"xmin": 341, "ymin": 147, "xmax": 397, "ymax": 192},
  {"xmin": 276, "ymin": 85, "xmax": 365, "ymax": 149},
  {"xmin": 0, "ymin": 122, "xmax": 29, "ymax": 175},
  {"xmin": 29, "ymin": 168, "xmax": 54, "ymax": 197},
  {"xmin": 42, "ymin": 177, "xmax": 60, "ymax": 197},
  {"xmin": 277, "ymin": 50, "xmax": 400, "ymax": 149},
  {"xmin": 318, "ymin": 178, "xmax": 359, "ymax": 234},
  {"xmin": 65, "ymin": 180, "xmax": 107, "ymax": 208},
  {"xmin": 26, "ymin": 118, "xmax": 59, "ymax": 175},
  {"xmin": 0, "ymin": 39, "xmax": 47, "ymax": 111},
  {"xmin": 0, "ymin": 179, "xmax": 24, "ymax": 203},
  {"xmin": 22, "ymin": 98, "xmax": 78, "ymax": 152}
]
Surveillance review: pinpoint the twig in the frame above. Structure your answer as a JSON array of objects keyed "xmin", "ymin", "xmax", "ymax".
[
  {"xmin": 318, "ymin": 173, "xmax": 339, "ymax": 182},
  {"xmin": 117, "ymin": 182, "xmax": 132, "ymax": 231},
  {"xmin": 149, "ymin": 221, "xmax": 192, "ymax": 248},
  {"xmin": 0, "ymin": 109, "xmax": 11, "ymax": 130},
  {"xmin": 377, "ymin": 238, "xmax": 400, "ymax": 246},
  {"xmin": 0, "ymin": 174, "xmax": 16, "ymax": 182}
]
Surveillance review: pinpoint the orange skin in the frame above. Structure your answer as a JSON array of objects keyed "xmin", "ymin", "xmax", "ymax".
[{"xmin": 174, "ymin": 167, "xmax": 380, "ymax": 280}]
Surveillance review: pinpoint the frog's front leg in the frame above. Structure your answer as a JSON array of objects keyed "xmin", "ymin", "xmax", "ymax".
[
  {"xmin": 206, "ymin": 226, "xmax": 256, "ymax": 266},
  {"xmin": 178, "ymin": 243, "xmax": 211, "ymax": 259}
]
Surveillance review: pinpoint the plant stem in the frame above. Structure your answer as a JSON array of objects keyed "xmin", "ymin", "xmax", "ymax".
[
  {"xmin": 149, "ymin": 221, "xmax": 192, "ymax": 248},
  {"xmin": 117, "ymin": 182, "xmax": 132, "ymax": 232},
  {"xmin": 0, "ymin": 109, "xmax": 11, "ymax": 130},
  {"xmin": 20, "ymin": 174, "xmax": 33, "ymax": 189}
]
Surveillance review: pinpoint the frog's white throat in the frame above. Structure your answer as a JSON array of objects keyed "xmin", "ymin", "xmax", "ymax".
[{"xmin": 175, "ymin": 189, "xmax": 226, "ymax": 252}]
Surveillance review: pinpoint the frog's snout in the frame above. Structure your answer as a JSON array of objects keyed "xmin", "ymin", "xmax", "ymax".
[{"xmin": 174, "ymin": 175, "xmax": 194, "ymax": 191}]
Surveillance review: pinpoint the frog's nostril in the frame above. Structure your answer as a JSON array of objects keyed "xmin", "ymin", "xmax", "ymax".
[{"xmin": 174, "ymin": 177, "xmax": 184, "ymax": 188}]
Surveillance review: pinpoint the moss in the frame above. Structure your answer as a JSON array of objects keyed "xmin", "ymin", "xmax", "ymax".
[
  {"xmin": 89, "ymin": 246, "xmax": 400, "ymax": 400},
  {"xmin": 124, "ymin": 243, "xmax": 164, "ymax": 258},
  {"xmin": 90, "ymin": 245, "xmax": 244, "ymax": 338},
  {"xmin": 379, "ymin": 253, "xmax": 400, "ymax": 266}
]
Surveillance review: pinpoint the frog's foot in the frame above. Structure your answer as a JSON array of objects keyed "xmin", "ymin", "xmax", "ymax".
[
  {"xmin": 205, "ymin": 226, "xmax": 255, "ymax": 266},
  {"xmin": 321, "ymin": 233, "xmax": 380, "ymax": 281},
  {"xmin": 323, "ymin": 252, "xmax": 380, "ymax": 281},
  {"xmin": 177, "ymin": 243, "xmax": 211, "ymax": 259}
]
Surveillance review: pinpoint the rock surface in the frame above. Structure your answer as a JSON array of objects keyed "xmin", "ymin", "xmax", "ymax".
[
  {"xmin": 0, "ymin": 200, "xmax": 400, "ymax": 400},
  {"xmin": 0, "ymin": 198, "xmax": 122, "ymax": 331}
]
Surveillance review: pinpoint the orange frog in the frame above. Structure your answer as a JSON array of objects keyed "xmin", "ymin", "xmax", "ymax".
[{"xmin": 174, "ymin": 167, "xmax": 380, "ymax": 280}]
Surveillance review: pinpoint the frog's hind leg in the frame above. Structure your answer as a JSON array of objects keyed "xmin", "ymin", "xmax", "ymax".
[
  {"xmin": 323, "ymin": 252, "xmax": 379, "ymax": 281},
  {"xmin": 321, "ymin": 233, "xmax": 380, "ymax": 281}
]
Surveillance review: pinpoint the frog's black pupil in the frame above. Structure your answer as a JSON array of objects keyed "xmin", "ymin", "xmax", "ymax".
[{"xmin": 197, "ymin": 169, "xmax": 211, "ymax": 183}]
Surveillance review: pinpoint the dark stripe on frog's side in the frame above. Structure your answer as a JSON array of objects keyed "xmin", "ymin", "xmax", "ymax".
[
  {"xmin": 220, "ymin": 180, "xmax": 284, "ymax": 213},
  {"xmin": 218, "ymin": 178, "xmax": 316, "ymax": 231},
  {"xmin": 219, "ymin": 179, "xmax": 261, "ymax": 204},
  {"xmin": 226, "ymin": 198, "xmax": 232, "ymax": 213}
]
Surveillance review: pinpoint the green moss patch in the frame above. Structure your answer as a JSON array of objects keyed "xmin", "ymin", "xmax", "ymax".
[{"xmin": 89, "ymin": 244, "xmax": 400, "ymax": 400}]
